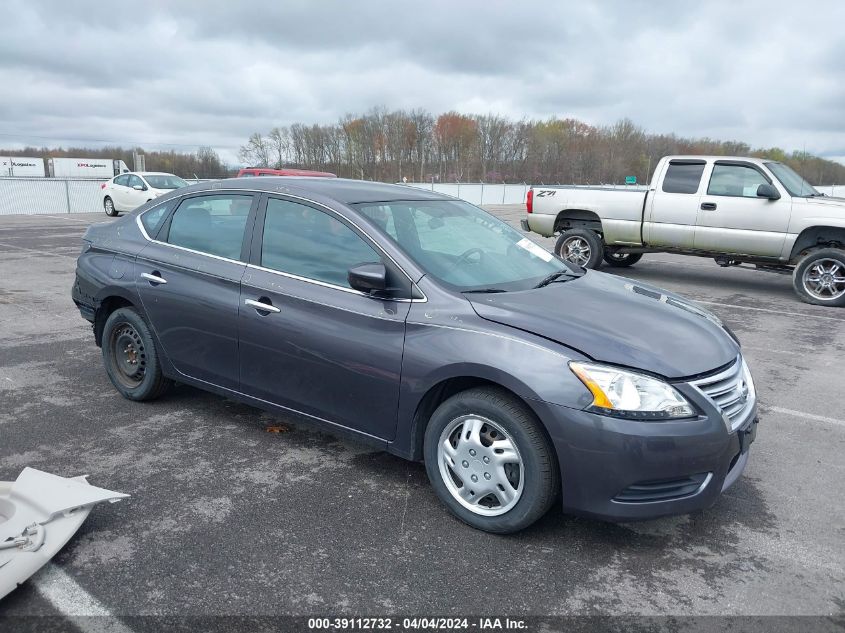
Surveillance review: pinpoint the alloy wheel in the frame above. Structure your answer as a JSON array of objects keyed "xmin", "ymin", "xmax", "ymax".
[
  {"xmin": 802, "ymin": 258, "xmax": 845, "ymax": 301},
  {"xmin": 437, "ymin": 415, "xmax": 524, "ymax": 516},
  {"xmin": 560, "ymin": 236, "xmax": 591, "ymax": 266}
]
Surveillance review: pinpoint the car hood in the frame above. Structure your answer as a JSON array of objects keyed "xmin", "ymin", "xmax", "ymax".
[{"xmin": 466, "ymin": 272, "xmax": 739, "ymax": 379}]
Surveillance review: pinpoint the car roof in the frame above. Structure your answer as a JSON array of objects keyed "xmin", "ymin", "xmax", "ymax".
[
  {"xmin": 663, "ymin": 155, "xmax": 773, "ymax": 165},
  {"xmin": 131, "ymin": 171, "xmax": 177, "ymax": 177},
  {"xmin": 197, "ymin": 177, "xmax": 450, "ymax": 204}
]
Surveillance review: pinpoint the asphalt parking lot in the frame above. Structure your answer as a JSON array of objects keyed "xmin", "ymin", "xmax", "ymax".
[{"xmin": 0, "ymin": 207, "xmax": 843, "ymax": 621}]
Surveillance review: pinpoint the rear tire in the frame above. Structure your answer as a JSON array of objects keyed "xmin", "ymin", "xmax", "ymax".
[
  {"xmin": 555, "ymin": 229, "xmax": 603, "ymax": 269},
  {"xmin": 423, "ymin": 387, "xmax": 559, "ymax": 534},
  {"xmin": 792, "ymin": 248, "xmax": 845, "ymax": 307},
  {"xmin": 102, "ymin": 307, "xmax": 171, "ymax": 400},
  {"xmin": 104, "ymin": 197, "xmax": 117, "ymax": 217},
  {"xmin": 603, "ymin": 249, "xmax": 643, "ymax": 267}
]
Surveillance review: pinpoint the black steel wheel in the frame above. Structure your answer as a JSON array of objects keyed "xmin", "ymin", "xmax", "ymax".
[{"xmin": 102, "ymin": 307, "xmax": 171, "ymax": 400}]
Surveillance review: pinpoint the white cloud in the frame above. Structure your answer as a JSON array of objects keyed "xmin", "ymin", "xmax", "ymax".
[{"xmin": 1, "ymin": 0, "xmax": 843, "ymax": 166}]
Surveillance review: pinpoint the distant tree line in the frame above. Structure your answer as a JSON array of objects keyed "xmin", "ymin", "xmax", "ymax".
[
  {"xmin": 1, "ymin": 145, "xmax": 229, "ymax": 179},
  {"xmin": 239, "ymin": 108, "xmax": 845, "ymax": 185},
  {"xmin": 5, "ymin": 111, "xmax": 843, "ymax": 185}
]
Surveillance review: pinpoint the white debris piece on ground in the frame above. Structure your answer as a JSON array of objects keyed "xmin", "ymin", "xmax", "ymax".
[{"xmin": 0, "ymin": 467, "xmax": 128, "ymax": 600}]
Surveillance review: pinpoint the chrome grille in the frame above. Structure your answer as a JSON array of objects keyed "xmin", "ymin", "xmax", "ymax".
[{"xmin": 690, "ymin": 357, "xmax": 755, "ymax": 431}]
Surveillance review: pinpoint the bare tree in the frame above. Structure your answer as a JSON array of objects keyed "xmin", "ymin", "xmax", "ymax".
[{"xmin": 238, "ymin": 133, "xmax": 271, "ymax": 167}]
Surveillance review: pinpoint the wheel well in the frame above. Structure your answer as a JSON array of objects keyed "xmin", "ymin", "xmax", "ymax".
[
  {"xmin": 408, "ymin": 377, "xmax": 534, "ymax": 461},
  {"xmin": 790, "ymin": 226, "xmax": 845, "ymax": 262},
  {"xmin": 554, "ymin": 209, "xmax": 602, "ymax": 234},
  {"xmin": 94, "ymin": 296, "xmax": 134, "ymax": 346}
]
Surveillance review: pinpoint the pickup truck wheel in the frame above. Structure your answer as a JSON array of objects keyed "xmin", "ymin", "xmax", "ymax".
[
  {"xmin": 423, "ymin": 387, "xmax": 559, "ymax": 534},
  {"xmin": 555, "ymin": 229, "xmax": 604, "ymax": 269},
  {"xmin": 102, "ymin": 307, "xmax": 171, "ymax": 400},
  {"xmin": 793, "ymin": 248, "xmax": 845, "ymax": 306},
  {"xmin": 603, "ymin": 250, "xmax": 643, "ymax": 267}
]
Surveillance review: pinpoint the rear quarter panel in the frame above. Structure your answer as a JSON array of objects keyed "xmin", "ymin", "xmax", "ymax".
[{"xmin": 533, "ymin": 187, "xmax": 646, "ymax": 244}]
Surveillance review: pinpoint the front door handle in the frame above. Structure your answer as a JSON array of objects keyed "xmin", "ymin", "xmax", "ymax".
[
  {"xmin": 700, "ymin": 202, "xmax": 717, "ymax": 211},
  {"xmin": 245, "ymin": 298, "xmax": 281, "ymax": 314},
  {"xmin": 141, "ymin": 272, "xmax": 167, "ymax": 285}
]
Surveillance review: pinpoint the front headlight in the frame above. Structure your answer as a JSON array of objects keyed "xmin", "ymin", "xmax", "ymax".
[{"xmin": 569, "ymin": 361, "xmax": 695, "ymax": 420}]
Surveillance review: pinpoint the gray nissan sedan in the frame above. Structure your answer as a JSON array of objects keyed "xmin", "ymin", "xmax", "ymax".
[{"xmin": 72, "ymin": 177, "xmax": 758, "ymax": 533}]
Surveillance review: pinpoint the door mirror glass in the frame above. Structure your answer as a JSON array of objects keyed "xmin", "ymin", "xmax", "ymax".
[
  {"xmin": 348, "ymin": 262, "xmax": 387, "ymax": 294},
  {"xmin": 756, "ymin": 183, "xmax": 781, "ymax": 200}
]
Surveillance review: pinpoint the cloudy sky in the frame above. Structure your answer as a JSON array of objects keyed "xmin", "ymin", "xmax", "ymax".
[{"xmin": 1, "ymin": 0, "xmax": 843, "ymax": 165}]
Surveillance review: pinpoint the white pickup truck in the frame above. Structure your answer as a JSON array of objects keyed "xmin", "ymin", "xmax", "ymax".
[{"xmin": 523, "ymin": 155, "xmax": 845, "ymax": 306}]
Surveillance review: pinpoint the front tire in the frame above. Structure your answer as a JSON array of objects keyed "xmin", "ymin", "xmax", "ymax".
[
  {"xmin": 104, "ymin": 197, "xmax": 117, "ymax": 217},
  {"xmin": 423, "ymin": 387, "xmax": 559, "ymax": 534},
  {"xmin": 603, "ymin": 249, "xmax": 643, "ymax": 267},
  {"xmin": 102, "ymin": 307, "xmax": 171, "ymax": 400},
  {"xmin": 792, "ymin": 248, "xmax": 845, "ymax": 307},
  {"xmin": 555, "ymin": 228, "xmax": 604, "ymax": 269}
]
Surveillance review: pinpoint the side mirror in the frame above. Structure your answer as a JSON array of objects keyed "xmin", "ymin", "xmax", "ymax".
[
  {"xmin": 348, "ymin": 262, "xmax": 387, "ymax": 294},
  {"xmin": 133, "ymin": 184, "xmax": 146, "ymax": 191},
  {"xmin": 756, "ymin": 183, "xmax": 780, "ymax": 200}
]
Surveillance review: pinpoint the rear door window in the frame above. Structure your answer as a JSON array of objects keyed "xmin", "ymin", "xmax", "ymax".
[
  {"xmin": 165, "ymin": 194, "xmax": 253, "ymax": 260},
  {"xmin": 662, "ymin": 162, "xmax": 706, "ymax": 194}
]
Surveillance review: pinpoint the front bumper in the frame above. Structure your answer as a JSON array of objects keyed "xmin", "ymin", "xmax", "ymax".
[{"xmin": 530, "ymin": 393, "xmax": 758, "ymax": 522}]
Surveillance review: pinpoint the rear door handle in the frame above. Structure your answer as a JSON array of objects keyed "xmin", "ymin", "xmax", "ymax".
[
  {"xmin": 245, "ymin": 298, "xmax": 281, "ymax": 314},
  {"xmin": 141, "ymin": 272, "xmax": 167, "ymax": 285},
  {"xmin": 700, "ymin": 202, "xmax": 717, "ymax": 211}
]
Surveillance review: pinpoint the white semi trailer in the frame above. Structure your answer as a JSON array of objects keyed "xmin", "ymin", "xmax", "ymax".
[
  {"xmin": 0, "ymin": 156, "xmax": 46, "ymax": 177},
  {"xmin": 47, "ymin": 157, "xmax": 130, "ymax": 178}
]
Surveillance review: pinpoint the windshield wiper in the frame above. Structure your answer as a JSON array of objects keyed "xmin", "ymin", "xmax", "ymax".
[
  {"xmin": 463, "ymin": 288, "xmax": 508, "ymax": 294},
  {"xmin": 533, "ymin": 271, "xmax": 577, "ymax": 289}
]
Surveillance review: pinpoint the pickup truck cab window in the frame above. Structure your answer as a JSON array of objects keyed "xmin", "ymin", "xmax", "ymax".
[
  {"xmin": 707, "ymin": 163, "xmax": 770, "ymax": 198},
  {"xmin": 165, "ymin": 194, "xmax": 252, "ymax": 260},
  {"xmin": 662, "ymin": 161, "xmax": 706, "ymax": 194},
  {"xmin": 260, "ymin": 197, "xmax": 380, "ymax": 289}
]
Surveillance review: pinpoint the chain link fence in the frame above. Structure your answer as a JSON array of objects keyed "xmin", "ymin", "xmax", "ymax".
[
  {"xmin": 401, "ymin": 182, "xmax": 530, "ymax": 205},
  {"xmin": 0, "ymin": 177, "xmax": 211, "ymax": 215},
  {"xmin": 3, "ymin": 178, "xmax": 841, "ymax": 216}
]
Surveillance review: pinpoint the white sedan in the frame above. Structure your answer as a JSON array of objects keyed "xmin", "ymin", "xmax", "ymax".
[{"xmin": 101, "ymin": 172, "xmax": 189, "ymax": 216}]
